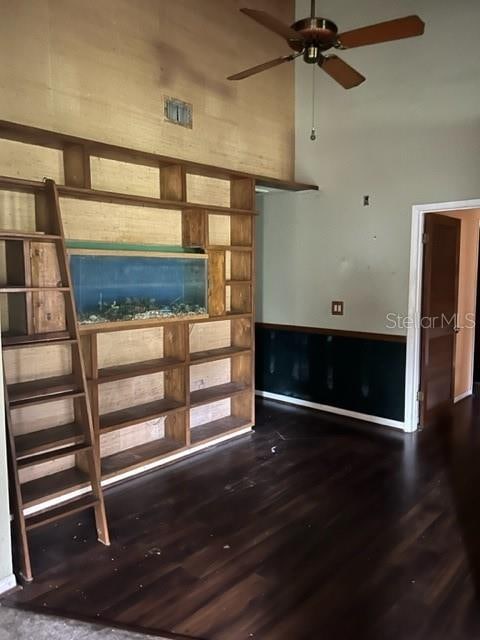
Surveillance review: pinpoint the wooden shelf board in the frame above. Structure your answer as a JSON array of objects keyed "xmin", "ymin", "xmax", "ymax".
[
  {"xmin": 190, "ymin": 416, "xmax": 252, "ymax": 445},
  {"xmin": 79, "ymin": 314, "xmax": 208, "ymax": 334},
  {"xmin": 97, "ymin": 357, "xmax": 184, "ymax": 383},
  {"xmin": 11, "ymin": 390, "xmax": 85, "ymax": 409},
  {"xmin": 207, "ymin": 245, "xmax": 253, "ymax": 252},
  {"xmin": 0, "ymin": 175, "xmax": 42, "ymax": 194},
  {"xmin": 190, "ymin": 313, "xmax": 252, "ymax": 325},
  {"xmin": 0, "ymin": 286, "xmax": 68, "ymax": 293},
  {"xmin": 255, "ymin": 175, "xmax": 317, "ymax": 192},
  {"xmin": 58, "ymin": 184, "xmax": 258, "ymax": 216},
  {"xmin": 21, "ymin": 467, "xmax": 90, "ymax": 509},
  {"xmin": 77, "ymin": 313, "xmax": 252, "ymax": 334},
  {"xmin": 99, "ymin": 399, "xmax": 185, "ymax": 433},
  {"xmin": 0, "ymin": 176, "xmax": 257, "ymax": 215},
  {"xmin": 101, "ymin": 437, "xmax": 183, "ymax": 479},
  {"xmin": 0, "ymin": 231, "xmax": 61, "ymax": 241},
  {"xmin": 2, "ymin": 331, "xmax": 74, "ymax": 349},
  {"xmin": 189, "ymin": 346, "xmax": 251, "ymax": 365},
  {"xmin": 226, "ymin": 280, "xmax": 251, "ymax": 285},
  {"xmin": 15, "ymin": 423, "xmax": 84, "ymax": 458},
  {"xmin": 25, "ymin": 495, "xmax": 98, "ymax": 531},
  {"xmin": 17, "ymin": 443, "xmax": 92, "ymax": 469},
  {"xmin": 190, "ymin": 382, "xmax": 249, "ymax": 408},
  {"xmin": 8, "ymin": 375, "xmax": 82, "ymax": 405}
]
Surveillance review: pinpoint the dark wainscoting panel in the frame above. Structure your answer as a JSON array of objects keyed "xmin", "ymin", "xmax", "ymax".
[{"xmin": 255, "ymin": 324, "xmax": 407, "ymax": 422}]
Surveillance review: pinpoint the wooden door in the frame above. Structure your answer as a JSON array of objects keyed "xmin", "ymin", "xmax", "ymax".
[{"xmin": 420, "ymin": 213, "xmax": 460, "ymax": 427}]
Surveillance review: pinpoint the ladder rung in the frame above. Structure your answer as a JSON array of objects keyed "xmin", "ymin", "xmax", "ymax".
[
  {"xmin": 15, "ymin": 422, "xmax": 84, "ymax": 458},
  {"xmin": 17, "ymin": 443, "xmax": 91, "ymax": 469},
  {"xmin": 0, "ymin": 286, "xmax": 69, "ymax": 293},
  {"xmin": 8, "ymin": 375, "xmax": 83, "ymax": 406},
  {"xmin": 2, "ymin": 332, "xmax": 75, "ymax": 349},
  {"xmin": 25, "ymin": 495, "xmax": 99, "ymax": 531},
  {"xmin": 0, "ymin": 231, "xmax": 61, "ymax": 241},
  {"xmin": 10, "ymin": 391, "xmax": 85, "ymax": 408}
]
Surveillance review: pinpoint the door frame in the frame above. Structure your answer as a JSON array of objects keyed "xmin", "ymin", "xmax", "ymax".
[{"xmin": 405, "ymin": 198, "xmax": 480, "ymax": 432}]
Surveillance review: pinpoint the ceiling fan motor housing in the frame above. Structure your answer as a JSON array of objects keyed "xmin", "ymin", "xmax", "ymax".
[{"xmin": 290, "ymin": 17, "xmax": 339, "ymax": 62}]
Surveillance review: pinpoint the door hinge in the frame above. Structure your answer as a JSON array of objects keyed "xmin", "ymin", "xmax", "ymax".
[
  {"xmin": 417, "ymin": 390, "xmax": 424, "ymax": 402},
  {"xmin": 422, "ymin": 233, "xmax": 429, "ymax": 244}
]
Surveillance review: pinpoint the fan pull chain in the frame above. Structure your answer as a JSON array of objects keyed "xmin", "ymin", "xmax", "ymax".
[{"xmin": 310, "ymin": 64, "xmax": 317, "ymax": 141}]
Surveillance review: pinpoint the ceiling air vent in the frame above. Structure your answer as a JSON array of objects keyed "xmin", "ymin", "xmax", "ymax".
[{"xmin": 164, "ymin": 97, "xmax": 193, "ymax": 128}]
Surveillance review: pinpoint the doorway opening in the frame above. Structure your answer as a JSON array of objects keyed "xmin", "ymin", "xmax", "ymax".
[{"xmin": 405, "ymin": 199, "xmax": 480, "ymax": 431}]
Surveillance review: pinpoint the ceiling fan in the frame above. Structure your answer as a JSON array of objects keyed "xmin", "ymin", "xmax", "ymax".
[{"xmin": 227, "ymin": 0, "xmax": 425, "ymax": 89}]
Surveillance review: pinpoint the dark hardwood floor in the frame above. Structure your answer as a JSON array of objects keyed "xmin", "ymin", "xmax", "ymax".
[{"xmin": 5, "ymin": 396, "xmax": 480, "ymax": 640}]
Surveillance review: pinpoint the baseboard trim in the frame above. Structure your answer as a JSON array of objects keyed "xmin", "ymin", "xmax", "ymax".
[
  {"xmin": 255, "ymin": 390, "xmax": 406, "ymax": 431},
  {"xmin": 0, "ymin": 573, "xmax": 17, "ymax": 595},
  {"xmin": 454, "ymin": 389, "xmax": 472, "ymax": 403}
]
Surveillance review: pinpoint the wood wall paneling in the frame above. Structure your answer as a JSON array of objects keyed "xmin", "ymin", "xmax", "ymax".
[
  {"xmin": 232, "ymin": 317, "xmax": 252, "ymax": 349},
  {"xmin": 63, "ymin": 143, "xmax": 90, "ymax": 188},
  {"xmin": 160, "ymin": 165, "xmax": 186, "ymax": 202},
  {"xmin": 164, "ymin": 410, "xmax": 187, "ymax": 446},
  {"xmin": 231, "ymin": 252, "xmax": 251, "ymax": 281},
  {"xmin": 182, "ymin": 210, "xmax": 206, "ymax": 248},
  {"xmin": 208, "ymin": 250, "xmax": 226, "ymax": 316},
  {"xmin": 231, "ymin": 215, "xmax": 252, "ymax": 246}
]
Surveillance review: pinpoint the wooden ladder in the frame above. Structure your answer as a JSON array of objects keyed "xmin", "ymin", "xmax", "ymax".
[{"xmin": 2, "ymin": 178, "xmax": 109, "ymax": 582}]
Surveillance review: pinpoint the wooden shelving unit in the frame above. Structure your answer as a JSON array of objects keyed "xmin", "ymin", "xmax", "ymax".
[{"xmin": 0, "ymin": 120, "xmax": 316, "ymax": 579}]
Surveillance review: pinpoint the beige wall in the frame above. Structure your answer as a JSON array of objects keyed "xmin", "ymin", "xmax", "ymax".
[
  {"xmin": 0, "ymin": 0, "xmax": 295, "ymax": 179},
  {"xmin": 257, "ymin": 0, "xmax": 480, "ymax": 335},
  {"xmin": 444, "ymin": 210, "xmax": 480, "ymax": 399}
]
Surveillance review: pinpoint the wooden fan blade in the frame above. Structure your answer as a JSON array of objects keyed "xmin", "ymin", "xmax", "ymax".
[
  {"xmin": 228, "ymin": 55, "xmax": 296, "ymax": 81},
  {"xmin": 319, "ymin": 55, "xmax": 366, "ymax": 89},
  {"xmin": 338, "ymin": 15, "xmax": 425, "ymax": 49},
  {"xmin": 240, "ymin": 8, "xmax": 304, "ymax": 43}
]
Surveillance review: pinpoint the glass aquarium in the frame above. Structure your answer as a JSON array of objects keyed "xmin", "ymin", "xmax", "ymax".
[{"xmin": 69, "ymin": 246, "xmax": 207, "ymax": 325}]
